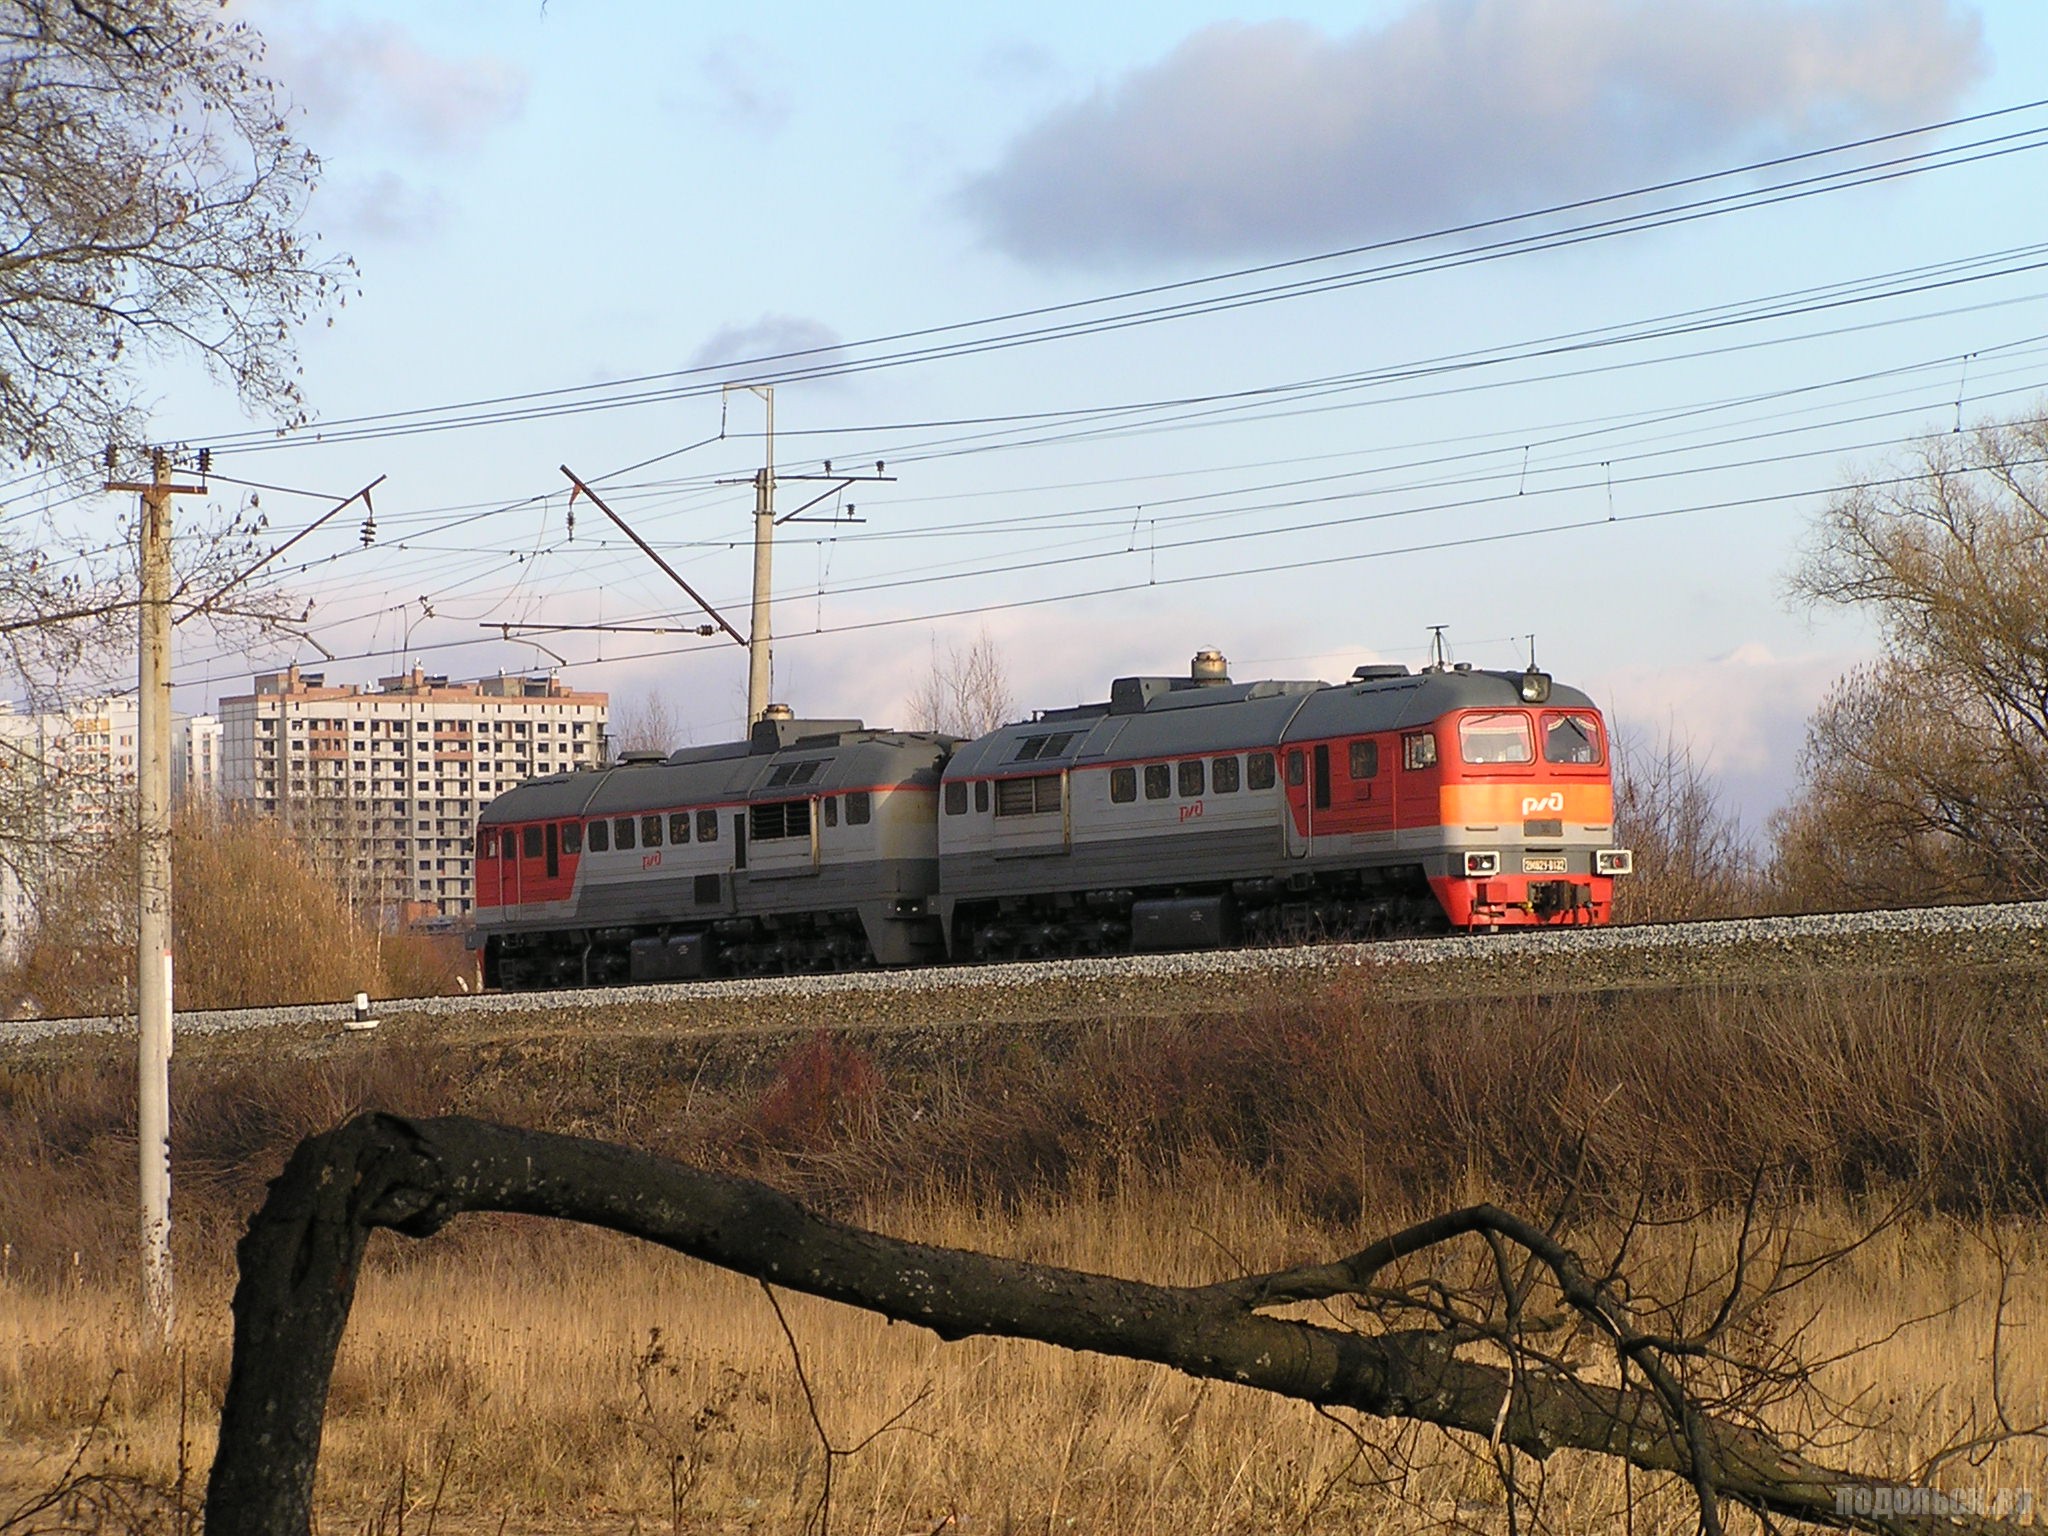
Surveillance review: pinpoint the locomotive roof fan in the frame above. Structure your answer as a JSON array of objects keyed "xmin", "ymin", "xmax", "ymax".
[{"xmin": 1190, "ymin": 648, "xmax": 1229, "ymax": 686}]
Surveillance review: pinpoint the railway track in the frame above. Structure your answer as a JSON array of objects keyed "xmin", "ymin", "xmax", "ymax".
[{"xmin": 7, "ymin": 899, "xmax": 2048, "ymax": 1058}]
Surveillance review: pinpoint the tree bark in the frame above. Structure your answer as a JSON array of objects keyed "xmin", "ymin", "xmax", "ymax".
[{"xmin": 203, "ymin": 1113, "xmax": 2016, "ymax": 1536}]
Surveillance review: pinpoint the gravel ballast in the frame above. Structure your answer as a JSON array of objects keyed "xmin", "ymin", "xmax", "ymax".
[{"xmin": 6, "ymin": 900, "xmax": 2048, "ymax": 1060}]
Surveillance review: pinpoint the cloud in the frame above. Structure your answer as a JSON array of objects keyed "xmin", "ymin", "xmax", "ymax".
[
  {"xmin": 1591, "ymin": 640, "xmax": 1854, "ymax": 825},
  {"xmin": 961, "ymin": 0, "xmax": 1986, "ymax": 266},
  {"xmin": 686, "ymin": 36, "xmax": 794, "ymax": 136},
  {"xmin": 258, "ymin": 11, "xmax": 528, "ymax": 155},
  {"xmin": 689, "ymin": 316, "xmax": 849, "ymax": 383},
  {"xmin": 316, "ymin": 170, "xmax": 450, "ymax": 244}
]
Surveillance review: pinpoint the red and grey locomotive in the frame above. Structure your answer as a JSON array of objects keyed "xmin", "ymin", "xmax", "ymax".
[{"xmin": 472, "ymin": 651, "xmax": 1630, "ymax": 988}]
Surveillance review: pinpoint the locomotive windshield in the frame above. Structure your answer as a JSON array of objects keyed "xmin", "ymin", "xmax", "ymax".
[
  {"xmin": 1458, "ymin": 712, "xmax": 1534, "ymax": 765},
  {"xmin": 1542, "ymin": 712, "xmax": 1603, "ymax": 765}
]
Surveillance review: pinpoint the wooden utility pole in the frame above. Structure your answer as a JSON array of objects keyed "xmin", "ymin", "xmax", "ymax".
[{"xmin": 106, "ymin": 446, "xmax": 205, "ymax": 1334}]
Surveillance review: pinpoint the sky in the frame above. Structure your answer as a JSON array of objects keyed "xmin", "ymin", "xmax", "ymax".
[{"xmin": 16, "ymin": 0, "xmax": 2048, "ymax": 826}]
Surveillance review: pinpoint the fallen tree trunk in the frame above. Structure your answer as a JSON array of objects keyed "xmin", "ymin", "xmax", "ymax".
[{"xmin": 203, "ymin": 1113, "xmax": 2014, "ymax": 1535}]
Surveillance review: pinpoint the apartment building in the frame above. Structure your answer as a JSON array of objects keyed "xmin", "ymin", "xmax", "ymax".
[
  {"xmin": 218, "ymin": 665, "xmax": 608, "ymax": 917},
  {"xmin": 174, "ymin": 714, "xmax": 223, "ymax": 803}
]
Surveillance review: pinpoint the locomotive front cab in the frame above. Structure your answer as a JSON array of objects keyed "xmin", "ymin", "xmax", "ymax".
[{"xmin": 1429, "ymin": 685, "xmax": 1631, "ymax": 928}]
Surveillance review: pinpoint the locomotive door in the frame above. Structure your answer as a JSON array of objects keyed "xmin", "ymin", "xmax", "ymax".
[{"xmin": 1282, "ymin": 747, "xmax": 1311, "ymax": 858}]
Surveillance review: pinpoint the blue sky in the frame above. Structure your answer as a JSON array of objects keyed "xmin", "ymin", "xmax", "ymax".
[{"xmin": 45, "ymin": 0, "xmax": 2048, "ymax": 822}]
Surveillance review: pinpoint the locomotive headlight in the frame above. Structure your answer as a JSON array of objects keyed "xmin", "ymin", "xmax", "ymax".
[
  {"xmin": 1519, "ymin": 667, "xmax": 1552, "ymax": 703},
  {"xmin": 1464, "ymin": 850, "xmax": 1500, "ymax": 876},
  {"xmin": 1595, "ymin": 848, "xmax": 1634, "ymax": 876}
]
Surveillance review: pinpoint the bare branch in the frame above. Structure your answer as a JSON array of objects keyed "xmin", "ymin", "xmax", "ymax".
[{"xmin": 205, "ymin": 1114, "xmax": 2028, "ymax": 1536}]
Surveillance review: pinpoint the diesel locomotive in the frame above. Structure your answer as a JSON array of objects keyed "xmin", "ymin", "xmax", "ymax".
[{"xmin": 472, "ymin": 651, "xmax": 1631, "ymax": 989}]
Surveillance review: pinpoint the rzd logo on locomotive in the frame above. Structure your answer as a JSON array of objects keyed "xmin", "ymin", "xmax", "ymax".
[
  {"xmin": 1520, "ymin": 791, "xmax": 1566, "ymax": 817},
  {"xmin": 1179, "ymin": 801, "xmax": 1204, "ymax": 823}
]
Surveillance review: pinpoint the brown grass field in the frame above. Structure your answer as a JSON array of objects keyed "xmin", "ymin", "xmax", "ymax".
[{"xmin": 4, "ymin": 971, "xmax": 2047, "ymax": 1532}]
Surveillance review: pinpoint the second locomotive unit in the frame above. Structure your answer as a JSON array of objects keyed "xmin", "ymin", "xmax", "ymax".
[{"xmin": 473, "ymin": 650, "xmax": 1631, "ymax": 989}]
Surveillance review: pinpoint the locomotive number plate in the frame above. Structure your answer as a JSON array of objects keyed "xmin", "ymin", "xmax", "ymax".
[{"xmin": 1522, "ymin": 855, "xmax": 1568, "ymax": 874}]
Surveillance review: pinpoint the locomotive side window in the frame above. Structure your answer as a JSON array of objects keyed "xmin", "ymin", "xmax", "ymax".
[
  {"xmin": 476, "ymin": 829, "xmax": 495, "ymax": 858},
  {"xmin": 1110, "ymin": 766, "xmax": 1136, "ymax": 803},
  {"xmin": 751, "ymin": 799, "xmax": 812, "ymax": 840},
  {"xmin": 1178, "ymin": 759, "xmax": 1205, "ymax": 797},
  {"xmin": 669, "ymin": 812, "xmax": 691, "ymax": 844},
  {"xmin": 697, "ymin": 809, "xmax": 719, "ymax": 842},
  {"xmin": 587, "ymin": 819, "xmax": 610, "ymax": 853},
  {"xmin": 562, "ymin": 821, "xmax": 582, "ymax": 856},
  {"xmin": 846, "ymin": 791, "xmax": 871, "ymax": 824},
  {"xmin": 1543, "ymin": 712, "xmax": 1603, "ymax": 764},
  {"xmin": 1143, "ymin": 763, "xmax": 1171, "ymax": 799},
  {"xmin": 641, "ymin": 814, "xmax": 663, "ymax": 848},
  {"xmin": 1403, "ymin": 732, "xmax": 1438, "ymax": 770},
  {"xmin": 522, "ymin": 825, "xmax": 542, "ymax": 859},
  {"xmin": 1285, "ymin": 750, "xmax": 1305, "ymax": 787},
  {"xmin": 1458, "ymin": 712, "xmax": 1533, "ymax": 765},
  {"xmin": 995, "ymin": 774, "xmax": 1060, "ymax": 816},
  {"xmin": 1212, "ymin": 756, "xmax": 1240, "ymax": 793},
  {"xmin": 1247, "ymin": 752, "xmax": 1276, "ymax": 790},
  {"xmin": 615, "ymin": 817, "xmax": 636, "ymax": 851},
  {"xmin": 975, "ymin": 781, "xmax": 990, "ymax": 813},
  {"xmin": 1349, "ymin": 740, "xmax": 1379, "ymax": 779},
  {"xmin": 944, "ymin": 780, "xmax": 968, "ymax": 815},
  {"xmin": 823, "ymin": 797, "xmax": 838, "ymax": 828}
]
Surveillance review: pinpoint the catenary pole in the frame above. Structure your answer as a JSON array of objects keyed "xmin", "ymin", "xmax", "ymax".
[
  {"xmin": 106, "ymin": 446, "xmax": 205, "ymax": 1334},
  {"xmin": 745, "ymin": 385, "xmax": 775, "ymax": 723}
]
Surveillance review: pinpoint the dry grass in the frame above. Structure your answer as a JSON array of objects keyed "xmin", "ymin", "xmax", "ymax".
[
  {"xmin": 6, "ymin": 969, "xmax": 2048, "ymax": 1530},
  {"xmin": 1, "ymin": 1188, "xmax": 2043, "ymax": 1535}
]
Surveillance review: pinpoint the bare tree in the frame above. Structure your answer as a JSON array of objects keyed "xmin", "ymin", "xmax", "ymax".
[
  {"xmin": 1608, "ymin": 720, "xmax": 1760, "ymax": 921},
  {"xmin": 0, "ymin": 0, "xmax": 350, "ymax": 475},
  {"xmin": 609, "ymin": 690, "xmax": 681, "ymax": 757},
  {"xmin": 903, "ymin": 627, "xmax": 1014, "ymax": 737},
  {"xmin": 208, "ymin": 1113, "xmax": 2033, "ymax": 1536},
  {"xmin": 1781, "ymin": 410, "xmax": 2048, "ymax": 903}
]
